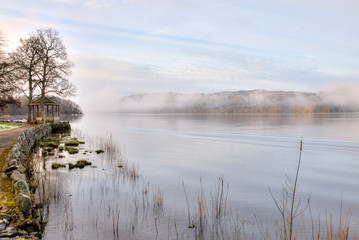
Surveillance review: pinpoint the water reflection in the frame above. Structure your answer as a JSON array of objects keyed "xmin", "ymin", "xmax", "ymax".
[{"xmin": 36, "ymin": 113, "xmax": 359, "ymax": 239}]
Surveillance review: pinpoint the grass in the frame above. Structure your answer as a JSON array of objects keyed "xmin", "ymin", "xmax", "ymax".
[
  {"xmin": 211, "ymin": 176, "xmax": 229, "ymax": 219},
  {"xmin": 128, "ymin": 162, "xmax": 139, "ymax": 178},
  {"xmin": 0, "ymin": 121, "xmax": 21, "ymax": 131},
  {"xmin": 153, "ymin": 187, "xmax": 164, "ymax": 208},
  {"xmin": 0, "ymin": 175, "xmax": 17, "ymax": 213},
  {"xmin": 97, "ymin": 132, "xmax": 117, "ymax": 154}
]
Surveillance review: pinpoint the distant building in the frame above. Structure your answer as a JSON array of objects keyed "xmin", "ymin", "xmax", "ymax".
[{"xmin": 29, "ymin": 97, "xmax": 60, "ymax": 122}]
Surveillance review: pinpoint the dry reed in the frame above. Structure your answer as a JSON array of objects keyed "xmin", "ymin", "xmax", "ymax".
[
  {"xmin": 128, "ymin": 162, "xmax": 139, "ymax": 178},
  {"xmin": 153, "ymin": 187, "xmax": 164, "ymax": 208}
]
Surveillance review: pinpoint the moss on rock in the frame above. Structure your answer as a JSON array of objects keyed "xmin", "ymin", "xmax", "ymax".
[
  {"xmin": 65, "ymin": 147, "xmax": 79, "ymax": 154},
  {"xmin": 65, "ymin": 138, "xmax": 85, "ymax": 147},
  {"xmin": 68, "ymin": 160, "xmax": 92, "ymax": 170},
  {"xmin": 51, "ymin": 163, "xmax": 66, "ymax": 169}
]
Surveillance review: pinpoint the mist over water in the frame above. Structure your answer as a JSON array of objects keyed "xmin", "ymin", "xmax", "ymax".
[
  {"xmin": 115, "ymin": 83, "xmax": 359, "ymax": 113},
  {"xmin": 42, "ymin": 113, "xmax": 359, "ymax": 239}
]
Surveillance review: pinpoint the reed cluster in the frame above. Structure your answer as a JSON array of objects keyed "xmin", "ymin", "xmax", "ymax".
[{"xmin": 153, "ymin": 187, "xmax": 164, "ymax": 208}]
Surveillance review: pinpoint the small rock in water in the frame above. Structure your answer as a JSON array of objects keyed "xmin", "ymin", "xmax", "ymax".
[
  {"xmin": 0, "ymin": 224, "xmax": 19, "ymax": 238},
  {"xmin": 0, "ymin": 219, "xmax": 8, "ymax": 231}
]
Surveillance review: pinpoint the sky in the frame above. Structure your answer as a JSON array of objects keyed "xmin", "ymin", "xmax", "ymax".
[{"xmin": 0, "ymin": 0, "xmax": 358, "ymax": 112}]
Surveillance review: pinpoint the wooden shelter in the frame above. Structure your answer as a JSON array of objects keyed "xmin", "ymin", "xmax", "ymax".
[{"xmin": 29, "ymin": 97, "xmax": 61, "ymax": 122}]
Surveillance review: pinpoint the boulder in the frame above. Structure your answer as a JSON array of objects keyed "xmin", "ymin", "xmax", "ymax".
[
  {"xmin": 15, "ymin": 193, "xmax": 32, "ymax": 216},
  {"xmin": 6, "ymin": 157, "xmax": 19, "ymax": 165},
  {"xmin": 10, "ymin": 149, "xmax": 21, "ymax": 159},
  {"xmin": 10, "ymin": 171, "xmax": 26, "ymax": 184},
  {"xmin": 4, "ymin": 161, "xmax": 18, "ymax": 177},
  {"xmin": 51, "ymin": 122, "xmax": 71, "ymax": 133},
  {"xmin": 17, "ymin": 165, "xmax": 27, "ymax": 174},
  {"xmin": 0, "ymin": 224, "xmax": 20, "ymax": 238},
  {"xmin": 14, "ymin": 181, "xmax": 30, "ymax": 197}
]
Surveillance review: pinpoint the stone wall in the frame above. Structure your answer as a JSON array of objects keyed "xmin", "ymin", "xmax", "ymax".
[{"xmin": 1, "ymin": 122, "xmax": 70, "ymax": 239}]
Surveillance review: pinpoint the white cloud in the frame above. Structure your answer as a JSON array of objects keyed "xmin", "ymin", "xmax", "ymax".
[{"xmin": 0, "ymin": 0, "xmax": 358, "ymax": 112}]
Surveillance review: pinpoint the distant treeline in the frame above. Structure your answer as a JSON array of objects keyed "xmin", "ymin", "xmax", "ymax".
[
  {"xmin": 1, "ymin": 96, "xmax": 83, "ymax": 115},
  {"xmin": 117, "ymin": 90, "xmax": 359, "ymax": 113}
]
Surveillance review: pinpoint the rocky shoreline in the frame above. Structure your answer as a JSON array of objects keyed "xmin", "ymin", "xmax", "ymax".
[{"xmin": 0, "ymin": 122, "xmax": 70, "ymax": 239}]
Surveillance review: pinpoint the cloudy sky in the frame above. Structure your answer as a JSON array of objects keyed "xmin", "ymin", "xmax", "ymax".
[{"xmin": 1, "ymin": 0, "xmax": 358, "ymax": 112}]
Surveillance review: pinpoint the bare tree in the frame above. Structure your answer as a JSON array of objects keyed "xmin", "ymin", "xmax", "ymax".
[
  {"xmin": 0, "ymin": 31, "xmax": 5, "ymax": 59},
  {"xmin": 33, "ymin": 28, "xmax": 76, "ymax": 122},
  {"xmin": 8, "ymin": 35, "xmax": 42, "ymax": 121},
  {"xmin": 270, "ymin": 140, "xmax": 310, "ymax": 240},
  {"xmin": 0, "ymin": 31, "xmax": 19, "ymax": 110}
]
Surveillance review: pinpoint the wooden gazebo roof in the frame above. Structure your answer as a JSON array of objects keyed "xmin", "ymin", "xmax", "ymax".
[{"xmin": 29, "ymin": 97, "xmax": 60, "ymax": 106}]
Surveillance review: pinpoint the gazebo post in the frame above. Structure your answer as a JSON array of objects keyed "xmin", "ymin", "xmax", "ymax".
[{"xmin": 29, "ymin": 97, "xmax": 61, "ymax": 122}]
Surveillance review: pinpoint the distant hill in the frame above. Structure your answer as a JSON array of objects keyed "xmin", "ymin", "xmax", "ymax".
[
  {"xmin": 117, "ymin": 89, "xmax": 359, "ymax": 113},
  {"xmin": 1, "ymin": 96, "xmax": 83, "ymax": 115}
]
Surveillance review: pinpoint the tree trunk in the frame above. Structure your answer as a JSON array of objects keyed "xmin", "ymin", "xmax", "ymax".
[
  {"xmin": 27, "ymin": 105, "xmax": 32, "ymax": 122},
  {"xmin": 41, "ymin": 104, "xmax": 44, "ymax": 122},
  {"xmin": 41, "ymin": 96, "xmax": 45, "ymax": 123},
  {"xmin": 41, "ymin": 60, "xmax": 47, "ymax": 123},
  {"xmin": 27, "ymin": 81, "xmax": 32, "ymax": 123},
  {"xmin": 27, "ymin": 65, "xmax": 34, "ymax": 122},
  {"xmin": 41, "ymin": 83, "xmax": 45, "ymax": 123}
]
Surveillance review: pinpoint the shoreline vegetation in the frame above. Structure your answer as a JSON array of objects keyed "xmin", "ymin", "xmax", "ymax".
[{"xmin": 28, "ymin": 126, "xmax": 358, "ymax": 240}]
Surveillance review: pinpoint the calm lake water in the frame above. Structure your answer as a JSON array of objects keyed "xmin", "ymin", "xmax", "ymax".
[{"xmin": 40, "ymin": 113, "xmax": 359, "ymax": 239}]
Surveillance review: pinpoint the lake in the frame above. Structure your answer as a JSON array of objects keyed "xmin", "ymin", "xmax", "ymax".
[{"xmin": 39, "ymin": 113, "xmax": 359, "ymax": 239}]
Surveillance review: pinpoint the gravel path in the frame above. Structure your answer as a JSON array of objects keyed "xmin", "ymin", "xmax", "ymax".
[{"xmin": 0, "ymin": 125, "xmax": 33, "ymax": 169}]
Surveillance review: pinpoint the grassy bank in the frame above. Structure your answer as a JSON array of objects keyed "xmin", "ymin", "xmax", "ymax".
[
  {"xmin": 0, "ymin": 146, "xmax": 16, "ymax": 219},
  {"xmin": 0, "ymin": 122, "xmax": 22, "ymax": 132}
]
